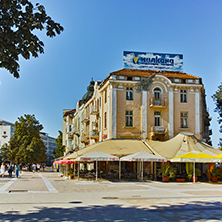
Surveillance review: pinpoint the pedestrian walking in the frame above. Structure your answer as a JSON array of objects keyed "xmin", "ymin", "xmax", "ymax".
[
  {"xmin": 32, "ymin": 163, "xmax": 36, "ymax": 173},
  {"xmin": 1, "ymin": 163, "xmax": 5, "ymax": 177},
  {"xmin": 36, "ymin": 163, "xmax": 41, "ymax": 172},
  {"xmin": 19, "ymin": 164, "xmax": 22, "ymax": 173},
  {"xmin": 15, "ymin": 164, "xmax": 19, "ymax": 178},
  {"xmin": 8, "ymin": 163, "xmax": 14, "ymax": 178}
]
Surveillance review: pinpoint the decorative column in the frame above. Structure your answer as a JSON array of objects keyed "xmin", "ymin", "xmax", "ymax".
[
  {"xmin": 195, "ymin": 90, "xmax": 200, "ymax": 135},
  {"xmin": 168, "ymin": 89, "xmax": 174, "ymax": 138},
  {"xmin": 108, "ymin": 86, "xmax": 111, "ymax": 139},
  {"xmin": 142, "ymin": 90, "xmax": 147, "ymax": 139},
  {"xmin": 112, "ymin": 86, "xmax": 117, "ymax": 139}
]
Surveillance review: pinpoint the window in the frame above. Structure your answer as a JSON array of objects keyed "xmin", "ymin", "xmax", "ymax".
[
  {"xmin": 104, "ymin": 112, "xmax": 107, "ymax": 128},
  {"xmin": 154, "ymin": 111, "xmax": 161, "ymax": 126},
  {"xmin": 125, "ymin": 111, "xmax": 133, "ymax": 127},
  {"xmin": 154, "ymin": 88, "xmax": 161, "ymax": 105},
  {"xmin": 181, "ymin": 112, "xmax": 188, "ymax": 128},
  {"xmin": 180, "ymin": 90, "xmax": 187, "ymax": 103},
  {"xmin": 126, "ymin": 87, "xmax": 133, "ymax": 100},
  {"xmin": 104, "ymin": 90, "xmax": 107, "ymax": 103},
  {"xmin": 127, "ymin": 76, "xmax": 133, "ymax": 81}
]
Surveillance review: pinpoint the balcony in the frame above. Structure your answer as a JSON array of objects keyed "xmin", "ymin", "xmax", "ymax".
[
  {"xmin": 150, "ymin": 126, "xmax": 167, "ymax": 134},
  {"xmin": 150, "ymin": 98, "xmax": 167, "ymax": 108},
  {"xmin": 90, "ymin": 106, "xmax": 99, "ymax": 115},
  {"xmin": 80, "ymin": 134, "xmax": 89, "ymax": 143},
  {"xmin": 67, "ymin": 132, "xmax": 73, "ymax": 139},
  {"xmin": 72, "ymin": 128, "xmax": 80, "ymax": 136},
  {"xmin": 90, "ymin": 130, "xmax": 99, "ymax": 139},
  {"xmin": 81, "ymin": 114, "xmax": 90, "ymax": 123}
]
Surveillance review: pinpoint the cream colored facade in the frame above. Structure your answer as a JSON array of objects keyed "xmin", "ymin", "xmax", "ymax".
[{"xmin": 63, "ymin": 69, "xmax": 211, "ymax": 154}]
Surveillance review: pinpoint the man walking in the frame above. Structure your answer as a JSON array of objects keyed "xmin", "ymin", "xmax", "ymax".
[{"xmin": 8, "ymin": 163, "xmax": 14, "ymax": 178}]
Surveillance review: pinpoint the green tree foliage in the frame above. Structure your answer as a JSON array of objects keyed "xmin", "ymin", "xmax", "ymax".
[
  {"xmin": 0, "ymin": 143, "xmax": 11, "ymax": 162},
  {"xmin": 212, "ymin": 83, "xmax": 222, "ymax": 146},
  {"xmin": 8, "ymin": 114, "xmax": 47, "ymax": 163},
  {"xmin": 53, "ymin": 130, "xmax": 65, "ymax": 159},
  {"xmin": 0, "ymin": 0, "xmax": 64, "ymax": 78}
]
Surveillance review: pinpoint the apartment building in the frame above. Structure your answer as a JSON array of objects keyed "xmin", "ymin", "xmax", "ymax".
[
  {"xmin": 40, "ymin": 132, "xmax": 57, "ymax": 165},
  {"xmin": 63, "ymin": 52, "xmax": 212, "ymax": 154},
  {"xmin": 0, "ymin": 120, "xmax": 15, "ymax": 148}
]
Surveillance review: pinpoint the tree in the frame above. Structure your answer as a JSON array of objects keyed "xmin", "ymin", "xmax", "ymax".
[
  {"xmin": 53, "ymin": 130, "xmax": 65, "ymax": 159},
  {"xmin": 0, "ymin": 0, "xmax": 64, "ymax": 78},
  {"xmin": 0, "ymin": 143, "xmax": 11, "ymax": 162},
  {"xmin": 212, "ymin": 83, "xmax": 222, "ymax": 147},
  {"xmin": 8, "ymin": 114, "xmax": 47, "ymax": 163}
]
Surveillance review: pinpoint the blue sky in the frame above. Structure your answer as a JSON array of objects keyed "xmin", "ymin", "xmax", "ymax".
[{"xmin": 0, "ymin": 0, "xmax": 222, "ymax": 146}]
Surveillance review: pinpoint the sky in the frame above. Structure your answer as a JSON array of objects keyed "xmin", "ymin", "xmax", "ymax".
[{"xmin": 0, "ymin": 0, "xmax": 222, "ymax": 147}]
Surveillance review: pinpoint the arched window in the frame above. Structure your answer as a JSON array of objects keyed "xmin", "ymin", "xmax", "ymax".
[{"xmin": 154, "ymin": 88, "xmax": 161, "ymax": 105}]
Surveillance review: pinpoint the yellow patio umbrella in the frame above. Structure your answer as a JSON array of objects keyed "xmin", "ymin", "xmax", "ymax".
[
  {"xmin": 170, "ymin": 151, "xmax": 217, "ymax": 183},
  {"xmin": 214, "ymin": 153, "xmax": 222, "ymax": 160}
]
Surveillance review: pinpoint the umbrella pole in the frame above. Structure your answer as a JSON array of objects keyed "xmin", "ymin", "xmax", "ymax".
[
  {"xmin": 193, "ymin": 162, "xmax": 195, "ymax": 183},
  {"xmin": 78, "ymin": 162, "xmax": 80, "ymax": 180},
  {"xmin": 141, "ymin": 161, "xmax": 143, "ymax": 182},
  {"xmin": 96, "ymin": 160, "xmax": 98, "ymax": 181},
  {"xmin": 119, "ymin": 161, "xmax": 121, "ymax": 180},
  {"xmin": 74, "ymin": 162, "xmax": 75, "ymax": 177}
]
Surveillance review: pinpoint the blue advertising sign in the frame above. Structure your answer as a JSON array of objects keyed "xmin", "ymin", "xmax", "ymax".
[{"xmin": 123, "ymin": 51, "xmax": 183, "ymax": 72}]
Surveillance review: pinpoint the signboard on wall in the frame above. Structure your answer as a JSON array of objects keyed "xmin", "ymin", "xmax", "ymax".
[{"xmin": 123, "ymin": 51, "xmax": 183, "ymax": 72}]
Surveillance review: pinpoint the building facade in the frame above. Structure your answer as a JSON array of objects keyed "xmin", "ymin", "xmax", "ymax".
[
  {"xmin": 40, "ymin": 132, "xmax": 57, "ymax": 165},
  {"xmin": 63, "ymin": 68, "xmax": 212, "ymax": 154},
  {"xmin": 0, "ymin": 120, "xmax": 15, "ymax": 148}
]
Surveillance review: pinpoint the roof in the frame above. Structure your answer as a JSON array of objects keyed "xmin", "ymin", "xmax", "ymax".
[
  {"xmin": 63, "ymin": 109, "xmax": 76, "ymax": 117},
  {"xmin": 111, "ymin": 69, "xmax": 201, "ymax": 80},
  {"xmin": 145, "ymin": 132, "xmax": 222, "ymax": 160},
  {"xmin": 65, "ymin": 139, "xmax": 154, "ymax": 159}
]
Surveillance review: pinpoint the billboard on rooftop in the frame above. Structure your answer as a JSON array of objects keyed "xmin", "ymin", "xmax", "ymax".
[{"xmin": 123, "ymin": 51, "xmax": 183, "ymax": 72}]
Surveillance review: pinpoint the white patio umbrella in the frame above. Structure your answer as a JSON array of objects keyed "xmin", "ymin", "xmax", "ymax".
[
  {"xmin": 120, "ymin": 151, "xmax": 166, "ymax": 181},
  {"xmin": 75, "ymin": 151, "xmax": 119, "ymax": 181}
]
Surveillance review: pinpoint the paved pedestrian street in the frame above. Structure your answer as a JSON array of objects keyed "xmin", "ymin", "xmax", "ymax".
[{"xmin": 0, "ymin": 170, "xmax": 222, "ymax": 221}]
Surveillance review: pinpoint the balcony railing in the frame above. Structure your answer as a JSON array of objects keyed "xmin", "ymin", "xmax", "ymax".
[
  {"xmin": 90, "ymin": 106, "xmax": 99, "ymax": 115},
  {"xmin": 150, "ymin": 98, "xmax": 167, "ymax": 108},
  {"xmin": 81, "ymin": 114, "xmax": 90, "ymax": 123},
  {"xmin": 72, "ymin": 128, "xmax": 80, "ymax": 136},
  {"xmin": 80, "ymin": 134, "xmax": 89, "ymax": 143},
  {"xmin": 151, "ymin": 126, "xmax": 167, "ymax": 134}
]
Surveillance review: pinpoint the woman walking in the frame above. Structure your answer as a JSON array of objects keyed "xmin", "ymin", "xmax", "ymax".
[{"xmin": 1, "ymin": 163, "xmax": 5, "ymax": 177}]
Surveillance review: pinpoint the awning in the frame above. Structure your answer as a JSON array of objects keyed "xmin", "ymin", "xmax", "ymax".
[
  {"xmin": 65, "ymin": 139, "xmax": 154, "ymax": 159},
  {"xmin": 75, "ymin": 151, "xmax": 119, "ymax": 162},
  {"xmin": 75, "ymin": 151, "xmax": 119, "ymax": 181},
  {"xmin": 145, "ymin": 132, "xmax": 222, "ymax": 160},
  {"xmin": 120, "ymin": 151, "xmax": 166, "ymax": 162}
]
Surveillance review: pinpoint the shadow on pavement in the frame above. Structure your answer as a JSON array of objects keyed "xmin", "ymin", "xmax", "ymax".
[{"xmin": 0, "ymin": 201, "xmax": 222, "ymax": 221}]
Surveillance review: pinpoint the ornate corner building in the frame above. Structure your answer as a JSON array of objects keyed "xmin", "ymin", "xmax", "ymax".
[{"xmin": 63, "ymin": 65, "xmax": 212, "ymax": 155}]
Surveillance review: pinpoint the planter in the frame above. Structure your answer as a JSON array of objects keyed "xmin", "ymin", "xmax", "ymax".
[
  {"xmin": 163, "ymin": 177, "xmax": 169, "ymax": 182},
  {"xmin": 192, "ymin": 177, "xmax": 197, "ymax": 182},
  {"xmin": 176, "ymin": 178, "xmax": 185, "ymax": 182},
  {"xmin": 211, "ymin": 177, "xmax": 218, "ymax": 183}
]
